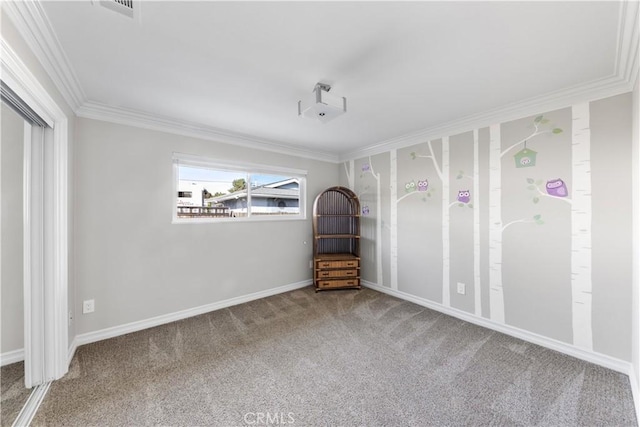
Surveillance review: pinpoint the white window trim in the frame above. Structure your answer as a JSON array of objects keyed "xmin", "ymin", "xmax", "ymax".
[{"xmin": 172, "ymin": 152, "xmax": 307, "ymax": 224}]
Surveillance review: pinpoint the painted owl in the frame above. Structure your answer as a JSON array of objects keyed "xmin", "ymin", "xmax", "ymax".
[
  {"xmin": 362, "ymin": 163, "xmax": 370, "ymax": 172},
  {"xmin": 457, "ymin": 190, "xmax": 471, "ymax": 203},
  {"xmin": 546, "ymin": 179, "xmax": 568, "ymax": 197},
  {"xmin": 417, "ymin": 179, "xmax": 429, "ymax": 191},
  {"xmin": 362, "ymin": 206, "xmax": 370, "ymax": 216},
  {"xmin": 405, "ymin": 180, "xmax": 416, "ymax": 193}
]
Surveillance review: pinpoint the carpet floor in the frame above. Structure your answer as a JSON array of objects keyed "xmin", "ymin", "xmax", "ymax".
[
  {"xmin": 31, "ymin": 286, "xmax": 637, "ymax": 426},
  {"xmin": 1, "ymin": 361, "xmax": 31, "ymax": 427}
]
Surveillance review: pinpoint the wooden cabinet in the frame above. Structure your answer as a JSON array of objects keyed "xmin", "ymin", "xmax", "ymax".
[{"xmin": 312, "ymin": 187, "xmax": 361, "ymax": 291}]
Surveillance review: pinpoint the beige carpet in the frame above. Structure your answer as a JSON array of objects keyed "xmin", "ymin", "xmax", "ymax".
[
  {"xmin": 32, "ymin": 286, "xmax": 637, "ymax": 426},
  {"xmin": 1, "ymin": 361, "xmax": 31, "ymax": 427}
]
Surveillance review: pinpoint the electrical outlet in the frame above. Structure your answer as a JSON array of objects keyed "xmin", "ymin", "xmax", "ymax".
[
  {"xmin": 457, "ymin": 282, "xmax": 466, "ymax": 295},
  {"xmin": 83, "ymin": 299, "xmax": 95, "ymax": 314}
]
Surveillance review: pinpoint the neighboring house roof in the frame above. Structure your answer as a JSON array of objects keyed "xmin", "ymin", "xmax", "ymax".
[{"xmin": 207, "ymin": 179, "xmax": 299, "ymax": 203}]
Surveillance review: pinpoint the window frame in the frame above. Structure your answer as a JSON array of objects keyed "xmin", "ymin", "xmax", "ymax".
[{"xmin": 172, "ymin": 152, "xmax": 307, "ymax": 224}]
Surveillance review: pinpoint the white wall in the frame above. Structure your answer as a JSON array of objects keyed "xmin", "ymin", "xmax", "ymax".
[{"xmin": 73, "ymin": 118, "xmax": 338, "ymax": 334}]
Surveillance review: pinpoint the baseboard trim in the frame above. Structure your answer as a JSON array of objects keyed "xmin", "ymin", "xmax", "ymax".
[
  {"xmin": 362, "ymin": 281, "xmax": 633, "ymax": 376},
  {"xmin": 1, "ymin": 348, "xmax": 25, "ymax": 367},
  {"xmin": 67, "ymin": 337, "xmax": 77, "ymax": 366},
  {"xmin": 75, "ymin": 280, "xmax": 312, "ymax": 347}
]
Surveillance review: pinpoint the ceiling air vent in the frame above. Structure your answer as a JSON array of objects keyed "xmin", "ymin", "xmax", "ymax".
[{"xmin": 99, "ymin": 0, "xmax": 135, "ymax": 19}]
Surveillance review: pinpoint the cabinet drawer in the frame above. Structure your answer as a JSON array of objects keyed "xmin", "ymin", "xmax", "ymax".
[
  {"xmin": 316, "ymin": 259, "xmax": 359, "ymax": 269},
  {"xmin": 317, "ymin": 279, "xmax": 360, "ymax": 289},
  {"xmin": 317, "ymin": 269, "xmax": 358, "ymax": 278}
]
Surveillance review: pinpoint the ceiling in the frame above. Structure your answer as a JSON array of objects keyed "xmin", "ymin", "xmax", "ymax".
[{"xmin": 26, "ymin": 2, "xmax": 627, "ymax": 158}]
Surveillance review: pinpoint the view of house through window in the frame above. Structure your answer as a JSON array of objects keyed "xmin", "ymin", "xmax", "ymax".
[{"xmin": 174, "ymin": 156, "xmax": 305, "ymax": 220}]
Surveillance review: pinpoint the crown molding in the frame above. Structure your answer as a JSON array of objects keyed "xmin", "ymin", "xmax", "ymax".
[
  {"xmin": 77, "ymin": 101, "xmax": 340, "ymax": 163},
  {"xmin": 616, "ymin": 0, "xmax": 640, "ymax": 87},
  {"xmin": 339, "ymin": 74, "xmax": 632, "ymax": 162},
  {"xmin": 5, "ymin": 0, "xmax": 636, "ymax": 165},
  {"xmin": 1, "ymin": 0, "xmax": 86, "ymax": 111},
  {"xmin": 3, "ymin": 1, "xmax": 339, "ymax": 163},
  {"xmin": 339, "ymin": 1, "xmax": 640, "ymax": 162}
]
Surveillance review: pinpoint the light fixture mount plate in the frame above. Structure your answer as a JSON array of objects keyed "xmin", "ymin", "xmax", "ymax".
[{"xmin": 298, "ymin": 82, "xmax": 346, "ymax": 124}]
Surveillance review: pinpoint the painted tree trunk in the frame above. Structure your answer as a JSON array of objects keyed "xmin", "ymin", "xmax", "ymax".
[
  {"xmin": 344, "ymin": 160, "xmax": 354, "ymax": 189},
  {"xmin": 375, "ymin": 168, "xmax": 383, "ymax": 285},
  {"xmin": 441, "ymin": 137, "xmax": 451, "ymax": 307},
  {"xmin": 390, "ymin": 149, "xmax": 398, "ymax": 289},
  {"xmin": 473, "ymin": 129, "xmax": 482, "ymax": 316},
  {"xmin": 489, "ymin": 124, "xmax": 505, "ymax": 323},
  {"xmin": 571, "ymin": 103, "xmax": 593, "ymax": 350}
]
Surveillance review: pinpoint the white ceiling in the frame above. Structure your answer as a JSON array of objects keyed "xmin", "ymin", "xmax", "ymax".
[{"xmin": 37, "ymin": 1, "xmax": 623, "ymax": 157}]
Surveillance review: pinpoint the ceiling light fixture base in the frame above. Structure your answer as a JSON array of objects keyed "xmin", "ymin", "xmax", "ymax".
[{"xmin": 298, "ymin": 82, "xmax": 346, "ymax": 124}]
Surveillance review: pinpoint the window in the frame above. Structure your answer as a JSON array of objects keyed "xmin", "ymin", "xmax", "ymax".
[{"xmin": 172, "ymin": 153, "xmax": 306, "ymax": 222}]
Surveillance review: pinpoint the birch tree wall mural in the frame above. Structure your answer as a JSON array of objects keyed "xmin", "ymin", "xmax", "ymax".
[
  {"xmin": 358, "ymin": 156, "xmax": 383, "ymax": 286},
  {"xmin": 489, "ymin": 116, "xmax": 562, "ymax": 324},
  {"xmin": 409, "ymin": 139, "xmax": 450, "ymax": 306},
  {"xmin": 343, "ymin": 159, "xmax": 355, "ymax": 189},
  {"xmin": 390, "ymin": 149, "xmax": 398, "ymax": 290},
  {"xmin": 343, "ymin": 93, "xmax": 630, "ymax": 360},
  {"xmin": 569, "ymin": 103, "xmax": 592, "ymax": 350},
  {"xmin": 473, "ymin": 130, "xmax": 481, "ymax": 317}
]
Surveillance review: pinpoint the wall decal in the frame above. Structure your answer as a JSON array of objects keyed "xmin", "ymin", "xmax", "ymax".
[
  {"xmin": 545, "ymin": 179, "xmax": 568, "ymax": 197},
  {"xmin": 362, "ymin": 205, "xmax": 370, "ymax": 216},
  {"xmin": 457, "ymin": 190, "xmax": 471, "ymax": 203},
  {"xmin": 489, "ymin": 115, "xmax": 563, "ymax": 324},
  {"xmin": 343, "ymin": 159, "xmax": 355, "ymax": 189},
  {"xmin": 570, "ymin": 103, "xmax": 593, "ymax": 350},
  {"xmin": 417, "ymin": 179, "xmax": 429, "ymax": 191},
  {"xmin": 526, "ymin": 178, "xmax": 572, "ymax": 205},
  {"xmin": 405, "ymin": 138, "xmax": 451, "ymax": 306},
  {"xmin": 514, "ymin": 144, "xmax": 537, "ymax": 168},
  {"xmin": 404, "ymin": 180, "xmax": 417, "ymax": 193},
  {"xmin": 357, "ymin": 156, "xmax": 383, "ymax": 286}
]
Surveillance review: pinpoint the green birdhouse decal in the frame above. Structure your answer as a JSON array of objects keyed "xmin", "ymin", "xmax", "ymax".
[{"xmin": 514, "ymin": 142, "xmax": 537, "ymax": 168}]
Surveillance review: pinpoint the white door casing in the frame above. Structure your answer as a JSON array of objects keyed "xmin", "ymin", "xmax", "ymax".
[{"xmin": 1, "ymin": 37, "xmax": 69, "ymax": 386}]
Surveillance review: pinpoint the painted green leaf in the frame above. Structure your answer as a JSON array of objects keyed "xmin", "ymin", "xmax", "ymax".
[
  {"xmin": 534, "ymin": 115, "xmax": 543, "ymax": 123},
  {"xmin": 456, "ymin": 174, "xmax": 463, "ymax": 180},
  {"xmin": 410, "ymin": 152, "xmax": 416, "ymax": 159},
  {"xmin": 533, "ymin": 214, "xmax": 541, "ymax": 220},
  {"xmin": 536, "ymin": 179, "xmax": 544, "ymax": 185},
  {"xmin": 541, "ymin": 119, "xmax": 550, "ymax": 124},
  {"xmin": 526, "ymin": 178, "xmax": 535, "ymax": 184},
  {"xmin": 527, "ymin": 185, "xmax": 536, "ymax": 190},
  {"xmin": 427, "ymin": 193, "xmax": 431, "ymax": 197},
  {"xmin": 552, "ymin": 128, "xmax": 563, "ymax": 134},
  {"xmin": 536, "ymin": 220, "xmax": 544, "ymax": 225},
  {"xmin": 468, "ymin": 204, "xmax": 473, "ymax": 209},
  {"xmin": 458, "ymin": 203, "xmax": 464, "ymax": 208},
  {"xmin": 533, "ymin": 197, "xmax": 540, "ymax": 204},
  {"xmin": 422, "ymin": 197, "xmax": 427, "ymax": 202},
  {"xmin": 459, "ymin": 170, "xmax": 464, "ymax": 175}
]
